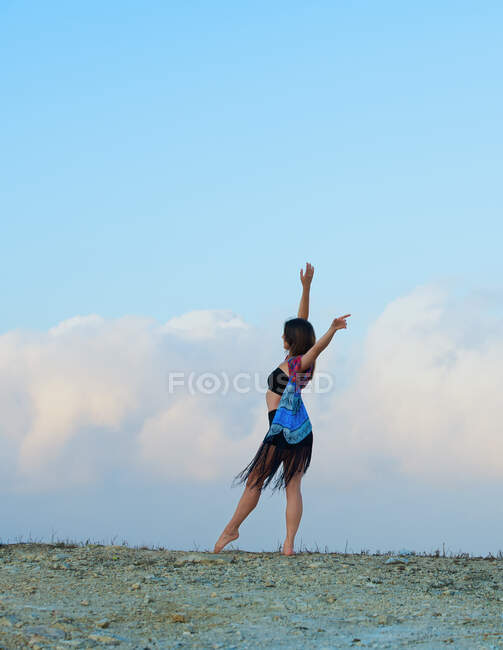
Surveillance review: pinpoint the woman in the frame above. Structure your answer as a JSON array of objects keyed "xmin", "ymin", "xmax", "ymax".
[{"xmin": 214, "ymin": 262, "xmax": 350, "ymax": 555}]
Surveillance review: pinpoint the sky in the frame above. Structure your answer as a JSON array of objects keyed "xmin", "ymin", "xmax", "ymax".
[{"xmin": 1, "ymin": 1, "xmax": 502, "ymax": 555}]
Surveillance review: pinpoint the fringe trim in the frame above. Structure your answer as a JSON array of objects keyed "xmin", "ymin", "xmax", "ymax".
[{"xmin": 231, "ymin": 433, "xmax": 313, "ymax": 494}]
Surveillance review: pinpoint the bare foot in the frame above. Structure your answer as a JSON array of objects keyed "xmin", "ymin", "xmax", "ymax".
[
  {"xmin": 213, "ymin": 527, "xmax": 239, "ymax": 553},
  {"xmin": 282, "ymin": 541, "xmax": 295, "ymax": 556}
]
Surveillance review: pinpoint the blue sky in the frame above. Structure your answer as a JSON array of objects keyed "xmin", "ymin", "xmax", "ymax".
[
  {"xmin": 1, "ymin": 1, "xmax": 502, "ymax": 554},
  {"xmin": 2, "ymin": 0, "xmax": 502, "ymax": 333}
]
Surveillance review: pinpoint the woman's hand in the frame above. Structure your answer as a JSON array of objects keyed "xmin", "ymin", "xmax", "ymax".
[
  {"xmin": 300, "ymin": 262, "xmax": 314, "ymax": 289},
  {"xmin": 331, "ymin": 314, "xmax": 351, "ymax": 331},
  {"xmin": 299, "ymin": 313, "xmax": 351, "ymax": 370}
]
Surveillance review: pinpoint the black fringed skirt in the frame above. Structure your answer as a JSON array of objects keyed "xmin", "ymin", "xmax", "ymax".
[{"xmin": 231, "ymin": 409, "xmax": 313, "ymax": 493}]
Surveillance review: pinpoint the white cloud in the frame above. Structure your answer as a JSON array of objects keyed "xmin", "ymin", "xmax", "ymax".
[
  {"xmin": 136, "ymin": 395, "xmax": 259, "ymax": 482},
  {"xmin": 1, "ymin": 287, "xmax": 502, "ymax": 494},
  {"xmin": 312, "ymin": 282, "xmax": 503, "ymax": 488},
  {"xmin": 161, "ymin": 309, "xmax": 249, "ymax": 340},
  {"xmin": 49, "ymin": 314, "xmax": 105, "ymax": 336},
  {"xmin": 0, "ymin": 310, "xmax": 266, "ymax": 493}
]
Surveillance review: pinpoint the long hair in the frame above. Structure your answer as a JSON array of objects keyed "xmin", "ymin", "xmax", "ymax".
[{"xmin": 283, "ymin": 317, "xmax": 316, "ymax": 379}]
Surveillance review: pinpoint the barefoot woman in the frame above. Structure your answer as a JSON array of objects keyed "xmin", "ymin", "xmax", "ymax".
[{"xmin": 214, "ymin": 263, "xmax": 350, "ymax": 555}]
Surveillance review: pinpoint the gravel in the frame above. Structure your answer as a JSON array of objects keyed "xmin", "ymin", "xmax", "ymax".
[{"xmin": 1, "ymin": 543, "xmax": 502, "ymax": 648}]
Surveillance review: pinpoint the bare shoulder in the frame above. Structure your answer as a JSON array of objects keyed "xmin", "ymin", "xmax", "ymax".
[
  {"xmin": 298, "ymin": 353, "xmax": 314, "ymax": 373},
  {"xmin": 278, "ymin": 360, "xmax": 289, "ymax": 374}
]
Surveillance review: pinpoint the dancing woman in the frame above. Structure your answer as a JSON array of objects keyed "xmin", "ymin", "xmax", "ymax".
[{"xmin": 214, "ymin": 263, "xmax": 350, "ymax": 555}]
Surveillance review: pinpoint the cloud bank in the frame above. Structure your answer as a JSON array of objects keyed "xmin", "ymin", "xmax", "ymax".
[
  {"xmin": 1, "ymin": 283, "xmax": 502, "ymax": 494},
  {"xmin": 313, "ymin": 282, "xmax": 503, "ymax": 488}
]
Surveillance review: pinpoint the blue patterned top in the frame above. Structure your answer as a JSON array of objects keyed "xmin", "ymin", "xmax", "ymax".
[{"xmin": 265, "ymin": 355, "xmax": 313, "ymax": 444}]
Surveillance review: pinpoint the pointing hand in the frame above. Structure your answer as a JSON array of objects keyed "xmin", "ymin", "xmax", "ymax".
[{"xmin": 331, "ymin": 314, "xmax": 351, "ymax": 331}]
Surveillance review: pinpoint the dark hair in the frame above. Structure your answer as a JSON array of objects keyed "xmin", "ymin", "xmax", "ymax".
[{"xmin": 283, "ymin": 318, "xmax": 316, "ymax": 378}]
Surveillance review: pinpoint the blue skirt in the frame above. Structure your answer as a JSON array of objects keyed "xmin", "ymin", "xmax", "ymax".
[{"xmin": 231, "ymin": 409, "xmax": 313, "ymax": 493}]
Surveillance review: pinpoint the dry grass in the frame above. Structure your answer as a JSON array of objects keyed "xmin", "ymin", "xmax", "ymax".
[{"xmin": 2, "ymin": 530, "xmax": 502, "ymax": 559}]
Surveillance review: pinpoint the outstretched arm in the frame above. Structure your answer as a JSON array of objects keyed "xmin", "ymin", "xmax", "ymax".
[
  {"xmin": 299, "ymin": 314, "xmax": 351, "ymax": 372},
  {"xmin": 298, "ymin": 262, "xmax": 314, "ymax": 319}
]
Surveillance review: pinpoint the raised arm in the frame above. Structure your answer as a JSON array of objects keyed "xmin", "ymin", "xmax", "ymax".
[
  {"xmin": 299, "ymin": 314, "xmax": 351, "ymax": 372},
  {"xmin": 298, "ymin": 262, "xmax": 314, "ymax": 319}
]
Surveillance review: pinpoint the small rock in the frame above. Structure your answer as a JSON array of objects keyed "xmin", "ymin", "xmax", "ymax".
[
  {"xmin": 24, "ymin": 625, "xmax": 67, "ymax": 640},
  {"xmin": 377, "ymin": 614, "xmax": 399, "ymax": 625},
  {"xmin": 171, "ymin": 614, "xmax": 187, "ymax": 623},
  {"xmin": 180, "ymin": 553, "xmax": 204, "ymax": 563},
  {"xmin": 60, "ymin": 640, "xmax": 87, "ymax": 647},
  {"xmin": 385, "ymin": 557, "xmax": 409, "ymax": 565},
  {"xmin": 88, "ymin": 633, "xmax": 120, "ymax": 645},
  {"xmin": 80, "ymin": 600, "xmax": 89, "ymax": 606},
  {"xmin": 96, "ymin": 618, "xmax": 110, "ymax": 628},
  {"xmin": 131, "ymin": 582, "xmax": 141, "ymax": 590}
]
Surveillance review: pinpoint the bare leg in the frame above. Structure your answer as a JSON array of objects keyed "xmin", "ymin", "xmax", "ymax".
[
  {"xmin": 214, "ymin": 444, "xmax": 278, "ymax": 553},
  {"xmin": 283, "ymin": 472, "xmax": 303, "ymax": 556},
  {"xmin": 213, "ymin": 483, "xmax": 261, "ymax": 553}
]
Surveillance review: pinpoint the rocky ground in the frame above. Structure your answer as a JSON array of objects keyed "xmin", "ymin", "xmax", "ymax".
[{"xmin": 0, "ymin": 542, "xmax": 502, "ymax": 649}]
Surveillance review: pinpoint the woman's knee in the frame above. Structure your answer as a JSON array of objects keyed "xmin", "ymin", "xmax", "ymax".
[{"xmin": 245, "ymin": 473, "xmax": 264, "ymax": 491}]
